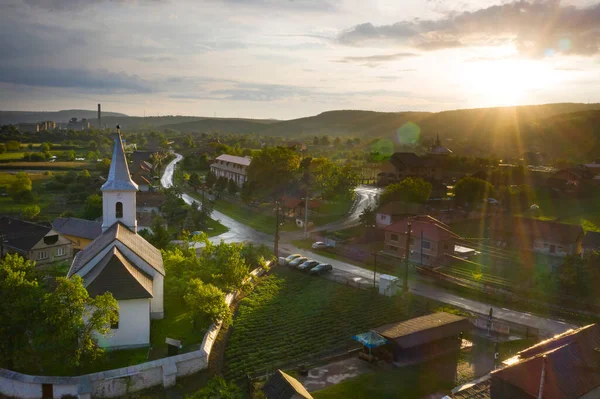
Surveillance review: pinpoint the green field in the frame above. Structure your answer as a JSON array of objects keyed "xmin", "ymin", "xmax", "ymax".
[
  {"xmin": 0, "ymin": 161, "xmax": 93, "ymax": 170},
  {"xmin": 213, "ymin": 199, "xmax": 278, "ymax": 235},
  {"xmin": 223, "ymin": 267, "xmax": 435, "ymax": 381},
  {"xmin": 0, "ymin": 152, "xmax": 28, "ymax": 161}
]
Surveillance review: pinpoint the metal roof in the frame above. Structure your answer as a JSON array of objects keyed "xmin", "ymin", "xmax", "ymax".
[
  {"xmin": 52, "ymin": 217, "xmax": 102, "ymax": 241},
  {"xmin": 85, "ymin": 247, "xmax": 153, "ymax": 300},
  {"xmin": 214, "ymin": 154, "xmax": 252, "ymax": 166},
  {"xmin": 262, "ymin": 370, "xmax": 313, "ymax": 399},
  {"xmin": 0, "ymin": 217, "xmax": 52, "ymax": 252},
  {"xmin": 372, "ymin": 312, "xmax": 469, "ymax": 348},
  {"xmin": 101, "ymin": 132, "xmax": 138, "ymax": 192},
  {"xmin": 68, "ymin": 222, "xmax": 164, "ymax": 276}
]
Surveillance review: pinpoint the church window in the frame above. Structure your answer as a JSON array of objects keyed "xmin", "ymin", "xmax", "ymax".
[{"xmin": 116, "ymin": 202, "xmax": 123, "ymax": 218}]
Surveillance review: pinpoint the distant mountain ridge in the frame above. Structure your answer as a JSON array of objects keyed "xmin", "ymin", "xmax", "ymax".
[{"xmin": 0, "ymin": 109, "xmax": 128, "ymax": 124}]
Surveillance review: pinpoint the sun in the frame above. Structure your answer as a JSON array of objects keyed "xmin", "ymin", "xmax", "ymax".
[{"xmin": 462, "ymin": 59, "xmax": 556, "ymax": 107}]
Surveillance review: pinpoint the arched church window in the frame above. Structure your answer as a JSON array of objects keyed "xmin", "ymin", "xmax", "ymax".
[{"xmin": 116, "ymin": 202, "xmax": 123, "ymax": 218}]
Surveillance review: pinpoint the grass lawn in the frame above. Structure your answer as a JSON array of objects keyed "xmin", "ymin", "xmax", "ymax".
[
  {"xmin": 0, "ymin": 161, "xmax": 93, "ymax": 170},
  {"xmin": 213, "ymin": 199, "xmax": 277, "ymax": 235},
  {"xmin": 311, "ymin": 198, "xmax": 353, "ymax": 226},
  {"xmin": 223, "ymin": 267, "xmax": 438, "ymax": 381},
  {"xmin": 312, "ymin": 360, "xmax": 454, "ymax": 399},
  {"xmin": 205, "ymin": 216, "xmax": 230, "ymax": 237},
  {"xmin": 0, "ymin": 152, "xmax": 28, "ymax": 161},
  {"xmin": 0, "ymin": 171, "xmax": 60, "ymax": 216},
  {"xmin": 150, "ymin": 280, "xmax": 211, "ymax": 359}
]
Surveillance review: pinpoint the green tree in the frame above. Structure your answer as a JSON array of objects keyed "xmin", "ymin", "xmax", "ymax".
[
  {"xmin": 189, "ymin": 172, "xmax": 202, "ymax": 191},
  {"xmin": 0, "ymin": 143, "xmax": 6, "ymax": 153},
  {"xmin": 453, "ymin": 177, "xmax": 494, "ymax": 206},
  {"xmin": 82, "ymin": 194, "xmax": 102, "ymax": 220},
  {"xmin": 320, "ymin": 135, "xmax": 330, "ymax": 146},
  {"xmin": 80, "ymin": 169, "xmax": 91, "ymax": 179},
  {"xmin": 184, "ymin": 279, "xmax": 232, "ymax": 327},
  {"xmin": 379, "ymin": 177, "xmax": 432, "ymax": 205},
  {"xmin": 40, "ymin": 142, "xmax": 51, "ymax": 153},
  {"xmin": 246, "ymin": 146, "xmax": 300, "ymax": 197},
  {"xmin": 35, "ymin": 275, "xmax": 118, "ymax": 373},
  {"xmin": 0, "ymin": 254, "xmax": 42, "ymax": 370},
  {"xmin": 205, "ymin": 171, "xmax": 217, "ymax": 187},
  {"xmin": 97, "ymin": 158, "xmax": 111, "ymax": 174},
  {"xmin": 8, "ymin": 172, "xmax": 33, "ymax": 203},
  {"xmin": 333, "ymin": 137, "xmax": 341, "ymax": 146},
  {"xmin": 186, "ymin": 376, "xmax": 242, "ymax": 399},
  {"xmin": 145, "ymin": 217, "xmax": 172, "ymax": 250},
  {"xmin": 6, "ymin": 140, "xmax": 20, "ymax": 151},
  {"xmin": 313, "ymin": 136, "xmax": 319, "ymax": 145},
  {"xmin": 227, "ymin": 179, "xmax": 238, "ymax": 195},
  {"xmin": 359, "ymin": 206, "xmax": 376, "ymax": 228},
  {"xmin": 21, "ymin": 205, "xmax": 41, "ymax": 220},
  {"xmin": 66, "ymin": 150, "xmax": 76, "ymax": 161}
]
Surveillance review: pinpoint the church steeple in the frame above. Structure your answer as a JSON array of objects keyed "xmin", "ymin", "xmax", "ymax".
[
  {"xmin": 435, "ymin": 133, "xmax": 441, "ymax": 147},
  {"xmin": 101, "ymin": 125, "xmax": 138, "ymax": 233}
]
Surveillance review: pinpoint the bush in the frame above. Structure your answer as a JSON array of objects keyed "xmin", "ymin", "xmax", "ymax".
[{"xmin": 186, "ymin": 377, "xmax": 242, "ymax": 399}]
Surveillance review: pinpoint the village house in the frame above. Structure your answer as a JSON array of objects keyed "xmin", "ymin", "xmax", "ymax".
[
  {"xmin": 375, "ymin": 201, "xmax": 425, "ymax": 228},
  {"xmin": 448, "ymin": 323, "xmax": 600, "ymax": 398},
  {"xmin": 210, "ymin": 154, "xmax": 251, "ymax": 186},
  {"xmin": 136, "ymin": 191, "xmax": 166, "ymax": 214},
  {"xmin": 383, "ymin": 215, "xmax": 460, "ymax": 267},
  {"xmin": 489, "ymin": 216, "xmax": 584, "ymax": 257},
  {"xmin": 67, "ymin": 129, "xmax": 164, "ymax": 349},
  {"xmin": 52, "ymin": 217, "xmax": 102, "ymax": 251},
  {"xmin": 0, "ymin": 217, "xmax": 73, "ymax": 265},
  {"xmin": 547, "ymin": 166, "xmax": 595, "ymax": 194}
]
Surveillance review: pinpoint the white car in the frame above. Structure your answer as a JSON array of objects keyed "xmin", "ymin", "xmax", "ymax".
[{"xmin": 312, "ymin": 241, "xmax": 329, "ymax": 250}]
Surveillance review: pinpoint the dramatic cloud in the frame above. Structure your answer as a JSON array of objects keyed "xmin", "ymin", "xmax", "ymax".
[
  {"xmin": 0, "ymin": 66, "xmax": 154, "ymax": 93},
  {"xmin": 339, "ymin": 1, "xmax": 600, "ymax": 56}
]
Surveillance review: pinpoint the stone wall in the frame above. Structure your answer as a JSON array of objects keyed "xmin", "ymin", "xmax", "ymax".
[{"xmin": 0, "ymin": 266, "xmax": 267, "ymax": 399}]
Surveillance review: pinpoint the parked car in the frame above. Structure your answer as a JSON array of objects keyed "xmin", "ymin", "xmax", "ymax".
[
  {"xmin": 297, "ymin": 260, "xmax": 320, "ymax": 272},
  {"xmin": 309, "ymin": 263, "xmax": 333, "ymax": 275},
  {"xmin": 288, "ymin": 256, "xmax": 308, "ymax": 268},
  {"xmin": 312, "ymin": 241, "xmax": 329, "ymax": 250},
  {"xmin": 284, "ymin": 253, "xmax": 302, "ymax": 265}
]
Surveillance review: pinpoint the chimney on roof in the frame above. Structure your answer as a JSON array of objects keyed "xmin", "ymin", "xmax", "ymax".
[{"xmin": 98, "ymin": 104, "xmax": 101, "ymax": 129}]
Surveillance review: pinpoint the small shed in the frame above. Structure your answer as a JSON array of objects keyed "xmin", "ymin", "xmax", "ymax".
[
  {"xmin": 262, "ymin": 370, "xmax": 313, "ymax": 399},
  {"xmin": 372, "ymin": 312, "xmax": 470, "ymax": 365}
]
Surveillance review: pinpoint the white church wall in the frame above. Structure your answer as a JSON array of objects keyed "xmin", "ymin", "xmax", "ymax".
[
  {"xmin": 102, "ymin": 191, "xmax": 137, "ymax": 233},
  {"xmin": 97, "ymin": 299, "xmax": 150, "ymax": 349}
]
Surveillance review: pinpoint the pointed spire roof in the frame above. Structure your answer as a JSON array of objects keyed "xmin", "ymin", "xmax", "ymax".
[{"xmin": 101, "ymin": 128, "xmax": 138, "ymax": 192}]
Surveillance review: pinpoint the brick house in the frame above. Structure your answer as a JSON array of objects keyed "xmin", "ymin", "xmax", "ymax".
[
  {"xmin": 384, "ymin": 215, "xmax": 460, "ymax": 267},
  {"xmin": 489, "ymin": 217, "xmax": 584, "ymax": 257},
  {"xmin": 0, "ymin": 217, "xmax": 73, "ymax": 265}
]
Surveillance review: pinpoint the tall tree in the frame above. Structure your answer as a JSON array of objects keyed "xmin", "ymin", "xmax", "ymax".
[
  {"xmin": 8, "ymin": 172, "xmax": 33, "ymax": 203},
  {"xmin": 379, "ymin": 177, "xmax": 432, "ymax": 205},
  {"xmin": 246, "ymin": 146, "xmax": 300, "ymax": 197},
  {"xmin": 82, "ymin": 194, "xmax": 103, "ymax": 220},
  {"xmin": 184, "ymin": 279, "xmax": 232, "ymax": 327},
  {"xmin": 453, "ymin": 177, "xmax": 494, "ymax": 206}
]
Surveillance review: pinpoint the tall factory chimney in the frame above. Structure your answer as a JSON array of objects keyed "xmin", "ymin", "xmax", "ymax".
[{"xmin": 98, "ymin": 104, "xmax": 102, "ymax": 129}]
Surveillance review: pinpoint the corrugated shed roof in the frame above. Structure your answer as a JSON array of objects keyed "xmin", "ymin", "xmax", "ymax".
[
  {"xmin": 372, "ymin": 312, "xmax": 469, "ymax": 348},
  {"xmin": 262, "ymin": 370, "xmax": 313, "ymax": 399},
  {"xmin": 451, "ymin": 379, "xmax": 491, "ymax": 399},
  {"xmin": 102, "ymin": 132, "xmax": 138, "ymax": 192},
  {"xmin": 85, "ymin": 247, "xmax": 153, "ymax": 300},
  {"xmin": 68, "ymin": 222, "xmax": 164, "ymax": 276},
  {"xmin": 52, "ymin": 217, "xmax": 102, "ymax": 240},
  {"xmin": 492, "ymin": 324, "xmax": 600, "ymax": 399},
  {"xmin": 215, "ymin": 154, "xmax": 252, "ymax": 166},
  {"xmin": 0, "ymin": 217, "xmax": 51, "ymax": 252}
]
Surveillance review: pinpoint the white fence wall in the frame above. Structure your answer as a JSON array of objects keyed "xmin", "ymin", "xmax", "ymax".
[{"xmin": 0, "ymin": 266, "xmax": 267, "ymax": 399}]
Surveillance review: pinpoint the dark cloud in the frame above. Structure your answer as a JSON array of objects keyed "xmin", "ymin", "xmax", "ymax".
[
  {"xmin": 339, "ymin": 1, "xmax": 600, "ymax": 56},
  {"xmin": 0, "ymin": 66, "xmax": 154, "ymax": 93},
  {"xmin": 22, "ymin": 0, "xmax": 163, "ymax": 11}
]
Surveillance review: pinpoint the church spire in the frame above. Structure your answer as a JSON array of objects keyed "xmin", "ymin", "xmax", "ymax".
[{"xmin": 101, "ymin": 125, "xmax": 138, "ymax": 192}]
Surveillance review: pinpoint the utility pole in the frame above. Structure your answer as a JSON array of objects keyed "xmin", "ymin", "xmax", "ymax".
[
  {"xmin": 373, "ymin": 253, "xmax": 377, "ymax": 291},
  {"xmin": 274, "ymin": 199, "xmax": 280, "ymax": 258},
  {"xmin": 403, "ymin": 222, "xmax": 412, "ymax": 293},
  {"xmin": 420, "ymin": 230, "xmax": 423, "ymax": 266},
  {"xmin": 304, "ymin": 189, "xmax": 309, "ymax": 239}
]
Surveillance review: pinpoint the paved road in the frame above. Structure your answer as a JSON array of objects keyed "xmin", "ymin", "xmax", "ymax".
[
  {"xmin": 279, "ymin": 244, "xmax": 578, "ymax": 337},
  {"xmin": 162, "ymin": 154, "xmax": 577, "ymax": 336},
  {"xmin": 161, "ymin": 154, "xmax": 271, "ymax": 245},
  {"xmin": 312, "ymin": 185, "xmax": 381, "ymax": 232}
]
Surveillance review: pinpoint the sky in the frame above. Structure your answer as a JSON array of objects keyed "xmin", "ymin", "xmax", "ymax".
[{"xmin": 1, "ymin": 0, "xmax": 600, "ymax": 119}]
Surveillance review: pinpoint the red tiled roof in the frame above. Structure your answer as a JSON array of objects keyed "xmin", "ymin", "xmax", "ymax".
[{"xmin": 385, "ymin": 215, "xmax": 460, "ymax": 241}]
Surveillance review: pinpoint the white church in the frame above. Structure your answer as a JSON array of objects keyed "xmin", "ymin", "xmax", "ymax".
[{"xmin": 67, "ymin": 127, "xmax": 164, "ymax": 349}]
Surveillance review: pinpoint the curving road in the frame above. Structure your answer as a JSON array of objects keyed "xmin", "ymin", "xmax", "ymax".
[
  {"xmin": 312, "ymin": 185, "xmax": 381, "ymax": 233},
  {"xmin": 161, "ymin": 153, "xmax": 271, "ymax": 245}
]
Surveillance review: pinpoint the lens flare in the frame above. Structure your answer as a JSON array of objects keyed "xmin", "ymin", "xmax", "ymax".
[
  {"xmin": 396, "ymin": 122, "xmax": 420, "ymax": 145},
  {"xmin": 369, "ymin": 139, "xmax": 394, "ymax": 161}
]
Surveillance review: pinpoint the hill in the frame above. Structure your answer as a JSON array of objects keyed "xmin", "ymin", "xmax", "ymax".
[
  {"xmin": 159, "ymin": 117, "xmax": 278, "ymax": 134},
  {"xmin": 0, "ymin": 109, "xmax": 127, "ymax": 124}
]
